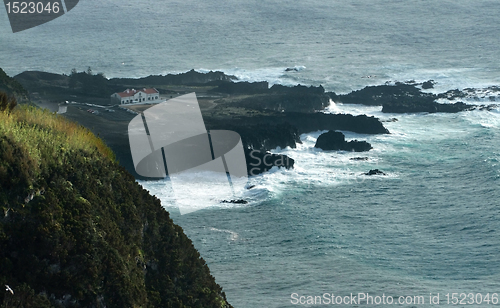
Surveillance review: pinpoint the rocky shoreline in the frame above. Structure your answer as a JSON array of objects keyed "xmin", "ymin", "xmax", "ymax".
[
  {"xmin": 12, "ymin": 69, "xmax": 391, "ymax": 178},
  {"xmin": 331, "ymin": 81, "xmax": 498, "ymax": 113},
  {"xmin": 11, "ymin": 69, "xmax": 497, "ymax": 179}
]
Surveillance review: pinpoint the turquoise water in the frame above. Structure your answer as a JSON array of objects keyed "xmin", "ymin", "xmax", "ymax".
[{"xmin": 2, "ymin": 1, "xmax": 500, "ymax": 306}]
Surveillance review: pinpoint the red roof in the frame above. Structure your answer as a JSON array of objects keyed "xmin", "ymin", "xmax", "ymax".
[
  {"xmin": 143, "ymin": 88, "xmax": 159, "ymax": 94},
  {"xmin": 115, "ymin": 88, "xmax": 159, "ymax": 98}
]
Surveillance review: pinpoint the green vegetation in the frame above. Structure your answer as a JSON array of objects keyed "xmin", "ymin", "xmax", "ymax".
[
  {"xmin": 68, "ymin": 67, "xmax": 111, "ymax": 97},
  {"xmin": 0, "ymin": 68, "xmax": 28, "ymax": 101},
  {"xmin": 0, "ymin": 95, "xmax": 232, "ymax": 308},
  {"xmin": 0, "ymin": 93, "xmax": 17, "ymax": 113}
]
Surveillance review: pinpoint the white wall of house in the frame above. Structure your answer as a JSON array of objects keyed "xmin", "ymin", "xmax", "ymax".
[
  {"xmin": 110, "ymin": 93, "xmax": 126, "ymax": 104},
  {"xmin": 111, "ymin": 89, "xmax": 160, "ymax": 105}
]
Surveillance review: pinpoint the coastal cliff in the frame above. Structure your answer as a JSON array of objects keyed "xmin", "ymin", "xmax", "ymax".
[{"xmin": 0, "ymin": 96, "xmax": 232, "ymax": 308}]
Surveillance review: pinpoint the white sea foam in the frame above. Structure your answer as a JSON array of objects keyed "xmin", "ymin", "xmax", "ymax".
[
  {"xmin": 209, "ymin": 227, "xmax": 239, "ymax": 241},
  {"xmin": 139, "ymin": 96, "xmax": 499, "ymax": 216},
  {"xmin": 460, "ymin": 109, "xmax": 500, "ymax": 130},
  {"xmin": 324, "ymin": 100, "xmax": 384, "ymax": 118},
  {"xmin": 137, "ymin": 171, "xmax": 253, "ymax": 214}
]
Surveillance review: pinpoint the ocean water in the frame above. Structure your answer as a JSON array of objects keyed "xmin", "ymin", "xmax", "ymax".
[
  {"xmin": 2, "ymin": 1, "xmax": 500, "ymax": 307},
  {"xmin": 143, "ymin": 105, "xmax": 500, "ymax": 307},
  {"xmin": 1, "ymin": 0, "xmax": 500, "ymax": 92}
]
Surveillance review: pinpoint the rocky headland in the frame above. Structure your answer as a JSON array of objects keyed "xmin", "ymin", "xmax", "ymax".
[{"xmin": 12, "ymin": 69, "xmax": 390, "ymax": 178}]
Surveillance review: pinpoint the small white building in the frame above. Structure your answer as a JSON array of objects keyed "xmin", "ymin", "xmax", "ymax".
[{"xmin": 111, "ymin": 88, "xmax": 160, "ymax": 104}]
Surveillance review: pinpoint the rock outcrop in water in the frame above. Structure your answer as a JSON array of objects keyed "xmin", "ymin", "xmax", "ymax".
[
  {"xmin": 244, "ymin": 148, "xmax": 295, "ymax": 176},
  {"xmin": 438, "ymin": 86, "xmax": 500, "ymax": 102},
  {"xmin": 364, "ymin": 169, "xmax": 386, "ymax": 176},
  {"xmin": 331, "ymin": 81, "xmax": 497, "ymax": 114},
  {"xmin": 314, "ymin": 131, "xmax": 372, "ymax": 152}
]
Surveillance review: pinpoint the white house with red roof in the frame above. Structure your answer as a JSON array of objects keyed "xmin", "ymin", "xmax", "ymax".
[{"xmin": 111, "ymin": 88, "xmax": 160, "ymax": 104}]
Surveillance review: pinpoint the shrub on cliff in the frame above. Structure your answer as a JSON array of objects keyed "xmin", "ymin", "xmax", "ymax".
[
  {"xmin": 0, "ymin": 92, "xmax": 17, "ymax": 113},
  {"xmin": 0, "ymin": 68, "xmax": 29, "ymax": 102}
]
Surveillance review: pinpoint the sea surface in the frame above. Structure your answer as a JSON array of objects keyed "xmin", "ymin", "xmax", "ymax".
[{"xmin": 1, "ymin": 1, "xmax": 500, "ymax": 307}]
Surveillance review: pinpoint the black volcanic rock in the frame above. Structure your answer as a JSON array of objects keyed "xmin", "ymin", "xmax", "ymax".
[
  {"xmin": 221, "ymin": 199, "xmax": 248, "ymax": 204},
  {"xmin": 205, "ymin": 112, "xmax": 389, "ymax": 153},
  {"xmin": 438, "ymin": 86, "xmax": 500, "ymax": 101},
  {"xmin": 335, "ymin": 82, "xmax": 433, "ymax": 106},
  {"xmin": 314, "ymin": 131, "xmax": 372, "ymax": 152},
  {"xmin": 232, "ymin": 93, "xmax": 330, "ymax": 112},
  {"xmin": 109, "ymin": 69, "xmax": 236, "ymax": 86},
  {"xmin": 382, "ymin": 100, "xmax": 474, "ymax": 113},
  {"xmin": 212, "ymin": 83, "xmax": 330, "ymax": 113},
  {"xmin": 209, "ymin": 113, "xmax": 389, "ymax": 136},
  {"xmin": 15, "ymin": 69, "xmax": 237, "ymax": 102},
  {"xmin": 11, "ymin": 68, "xmax": 391, "ymax": 179},
  {"xmin": 280, "ymin": 113, "xmax": 390, "ymax": 134},
  {"xmin": 269, "ymin": 84, "xmax": 325, "ymax": 95},
  {"xmin": 15, "ymin": 70, "xmax": 120, "ymax": 99},
  {"xmin": 365, "ymin": 169, "xmax": 386, "ymax": 175},
  {"xmin": 350, "ymin": 157, "xmax": 369, "ymax": 161},
  {"xmin": 210, "ymin": 81, "xmax": 269, "ymax": 94},
  {"xmin": 204, "ymin": 121, "xmax": 301, "ymax": 152},
  {"xmin": 245, "ymin": 148, "xmax": 294, "ymax": 176},
  {"xmin": 333, "ymin": 82, "xmax": 479, "ymax": 114},
  {"xmin": 422, "ymin": 80, "xmax": 435, "ymax": 89}
]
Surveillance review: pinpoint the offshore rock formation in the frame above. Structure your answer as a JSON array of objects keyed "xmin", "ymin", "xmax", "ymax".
[
  {"xmin": 314, "ymin": 131, "xmax": 372, "ymax": 152},
  {"xmin": 365, "ymin": 169, "xmax": 386, "ymax": 176},
  {"xmin": 330, "ymin": 81, "xmax": 497, "ymax": 114},
  {"xmin": 244, "ymin": 148, "xmax": 295, "ymax": 176}
]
